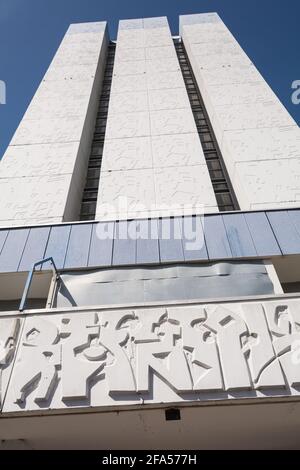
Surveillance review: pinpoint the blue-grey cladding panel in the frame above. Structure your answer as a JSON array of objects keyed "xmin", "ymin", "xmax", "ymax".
[
  {"xmin": 113, "ymin": 220, "xmax": 136, "ymax": 266},
  {"xmin": 18, "ymin": 227, "xmax": 50, "ymax": 272},
  {"xmin": 203, "ymin": 215, "xmax": 232, "ymax": 259},
  {"xmin": 64, "ymin": 224, "xmax": 92, "ymax": 269},
  {"xmin": 267, "ymin": 211, "xmax": 300, "ymax": 255},
  {"xmin": 245, "ymin": 212, "xmax": 281, "ymax": 256},
  {"xmin": 88, "ymin": 222, "xmax": 114, "ymax": 267},
  {"xmin": 0, "ymin": 229, "xmax": 29, "ymax": 272},
  {"xmin": 0, "ymin": 230, "xmax": 8, "ymax": 255},
  {"xmin": 287, "ymin": 210, "xmax": 300, "ymax": 239},
  {"xmin": 136, "ymin": 219, "xmax": 160, "ymax": 264},
  {"xmin": 159, "ymin": 218, "xmax": 184, "ymax": 263},
  {"xmin": 223, "ymin": 213, "xmax": 257, "ymax": 258},
  {"xmin": 182, "ymin": 215, "xmax": 208, "ymax": 261},
  {"xmin": 43, "ymin": 225, "xmax": 71, "ymax": 270}
]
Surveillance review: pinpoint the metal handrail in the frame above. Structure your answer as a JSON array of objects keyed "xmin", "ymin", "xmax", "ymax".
[{"xmin": 19, "ymin": 257, "xmax": 60, "ymax": 312}]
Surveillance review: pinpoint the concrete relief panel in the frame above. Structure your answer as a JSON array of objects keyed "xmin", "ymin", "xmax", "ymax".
[
  {"xmin": 67, "ymin": 22, "xmax": 106, "ymax": 34},
  {"xmin": 111, "ymin": 74, "xmax": 147, "ymax": 93},
  {"xmin": 191, "ymin": 41, "xmax": 244, "ymax": 58},
  {"xmin": 223, "ymin": 127, "xmax": 300, "ymax": 163},
  {"xmin": 0, "ymin": 175, "xmax": 72, "ymax": 223},
  {"xmin": 152, "ymin": 133, "xmax": 206, "ymax": 168},
  {"xmin": 154, "ymin": 166, "xmax": 217, "ymax": 208},
  {"xmin": 183, "ymin": 27, "xmax": 233, "ymax": 45},
  {"xmin": 50, "ymin": 42, "xmax": 103, "ymax": 67},
  {"xmin": 113, "ymin": 60, "xmax": 147, "ymax": 77},
  {"xmin": 4, "ymin": 298, "xmax": 300, "ymax": 413},
  {"xmin": 192, "ymin": 51, "xmax": 252, "ymax": 69},
  {"xmin": 208, "ymin": 81, "xmax": 278, "ymax": 108},
  {"xmin": 200, "ymin": 64, "xmax": 260, "ymax": 86},
  {"xmin": 43, "ymin": 64, "xmax": 99, "ymax": 82},
  {"xmin": 109, "ymin": 91, "xmax": 148, "ymax": 115},
  {"xmin": 10, "ymin": 116, "xmax": 86, "ymax": 146},
  {"xmin": 119, "ymin": 19, "xmax": 143, "ymax": 30},
  {"xmin": 150, "ymin": 109, "xmax": 196, "ymax": 136},
  {"xmin": 23, "ymin": 94, "xmax": 92, "ymax": 121},
  {"xmin": 98, "ymin": 169, "xmax": 155, "ymax": 215},
  {"xmin": 106, "ymin": 112, "xmax": 150, "ymax": 139},
  {"xmin": 116, "ymin": 29, "xmax": 146, "ymax": 49},
  {"xmin": 115, "ymin": 47, "xmax": 145, "ymax": 62},
  {"xmin": 144, "ymin": 28, "xmax": 173, "ymax": 47},
  {"xmin": 145, "ymin": 44, "xmax": 176, "ymax": 60},
  {"xmin": 148, "ymin": 88, "xmax": 190, "ymax": 111},
  {"xmin": 233, "ymin": 159, "xmax": 300, "ymax": 206},
  {"xmin": 147, "ymin": 71, "xmax": 185, "ymax": 90},
  {"xmin": 0, "ymin": 142, "xmax": 80, "ymax": 178},
  {"xmin": 0, "ymin": 318, "xmax": 22, "ymax": 409},
  {"xmin": 180, "ymin": 12, "xmax": 221, "ymax": 27},
  {"xmin": 146, "ymin": 58, "xmax": 180, "ymax": 74},
  {"xmin": 143, "ymin": 17, "xmax": 169, "ymax": 28},
  {"xmin": 214, "ymin": 101, "xmax": 296, "ymax": 132},
  {"xmin": 101, "ymin": 137, "xmax": 152, "ymax": 171}
]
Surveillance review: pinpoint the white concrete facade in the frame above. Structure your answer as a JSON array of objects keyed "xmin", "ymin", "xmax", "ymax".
[
  {"xmin": 2, "ymin": 295, "xmax": 300, "ymax": 413},
  {"xmin": 180, "ymin": 12, "xmax": 300, "ymax": 210},
  {"xmin": 1, "ymin": 14, "xmax": 300, "ymax": 450},
  {"xmin": 0, "ymin": 22, "xmax": 108, "ymax": 226},
  {"xmin": 1, "ymin": 295, "xmax": 300, "ymax": 450},
  {"xmin": 96, "ymin": 17, "xmax": 218, "ymax": 220}
]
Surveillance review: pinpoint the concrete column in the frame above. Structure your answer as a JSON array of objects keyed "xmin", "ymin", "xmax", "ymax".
[
  {"xmin": 0, "ymin": 22, "xmax": 108, "ymax": 226},
  {"xmin": 96, "ymin": 16, "xmax": 217, "ymax": 220},
  {"xmin": 180, "ymin": 13, "xmax": 300, "ymax": 210}
]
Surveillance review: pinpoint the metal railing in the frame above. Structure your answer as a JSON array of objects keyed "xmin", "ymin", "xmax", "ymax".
[{"xmin": 19, "ymin": 257, "xmax": 60, "ymax": 312}]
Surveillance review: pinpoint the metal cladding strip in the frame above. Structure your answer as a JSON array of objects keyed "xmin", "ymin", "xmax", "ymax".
[
  {"xmin": 158, "ymin": 218, "xmax": 184, "ymax": 263},
  {"xmin": 266, "ymin": 211, "xmax": 300, "ymax": 255},
  {"xmin": 222, "ymin": 213, "xmax": 257, "ymax": 258},
  {"xmin": 0, "ymin": 229, "xmax": 30, "ymax": 272},
  {"xmin": 112, "ymin": 220, "xmax": 137, "ymax": 266},
  {"xmin": 63, "ymin": 223, "xmax": 93, "ymax": 269},
  {"xmin": 203, "ymin": 214, "xmax": 232, "ymax": 260},
  {"xmin": 0, "ymin": 210, "xmax": 300, "ymax": 272},
  {"xmin": 42, "ymin": 225, "xmax": 71, "ymax": 270},
  {"xmin": 18, "ymin": 227, "xmax": 50, "ymax": 272},
  {"xmin": 244, "ymin": 212, "xmax": 281, "ymax": 256},
  {"xmin": 182, "ymin": 215, "xmax": 208, "ymax": 261},
  {"xmin": 136, "ymin": 219, "xmax": 160, "ymax": 264},
  {"xmin": 88, "ymin": 221, "xmax": 114, "ymax": 267}
]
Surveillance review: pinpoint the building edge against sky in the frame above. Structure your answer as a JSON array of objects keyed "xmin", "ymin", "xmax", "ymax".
[
  {"xmin": 0, "ymin": 12, "xmax": 300, "ymax": 450},
  {"xmin": 0, "ymin": 12, "xmax": 299, "ymax": 225}
]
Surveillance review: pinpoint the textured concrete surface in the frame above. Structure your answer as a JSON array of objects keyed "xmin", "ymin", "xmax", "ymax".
[
  {"xmin": 97, "ymin": 16, "xmax": 217, "ymax": 220},
  {"xmin": 0, "ymin": 21, "xmax": 108, "ymax": 226},
  {"xmin": 2, "ymin": 296, "xmax": 300, "ymax": 413},
  {"xmin": 180, "ymin": 12, "xmax": 300, "ymax": 210}
]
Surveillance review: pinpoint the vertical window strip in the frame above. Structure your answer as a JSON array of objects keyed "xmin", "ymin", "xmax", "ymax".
[
  {"xmin": 79, "ymin": 42, "xmax": 116, "ymax": 221},
  {"xmin": 174, "ymin": 40, "xmax": 239, "ymax": 212}
]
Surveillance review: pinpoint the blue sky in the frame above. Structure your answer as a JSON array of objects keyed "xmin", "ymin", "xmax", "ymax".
[{"xmin": 0, "ymin": 0, "xmax": 299, "ymax": 159}]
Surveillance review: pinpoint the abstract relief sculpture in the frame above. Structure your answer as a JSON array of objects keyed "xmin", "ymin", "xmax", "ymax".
[
  {"xmin": 3, "ymin": 300, "xmax": 300, "ymax": 413},
  {"xmin": 0, "ymin": 318, "xmax": 21, "ymax": 408}
]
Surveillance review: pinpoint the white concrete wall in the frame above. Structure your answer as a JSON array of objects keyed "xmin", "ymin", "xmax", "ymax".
[
  {"xmin": 2, "ymin": 295, "xmax": 300, "ymax": 414},
  {"xmin": 96, "ymin": 17, "xmax": 217, "ymax": 220},
  {"xmin": 180, "ymin": 13, "xmax": 300, "ymax": 210},
  {"xmin": 0, "ymin": 22, "xmax": 108, "ymax": 227}
]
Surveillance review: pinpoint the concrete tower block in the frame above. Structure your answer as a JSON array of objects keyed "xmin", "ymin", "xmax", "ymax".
[
  {"xmin": 97, "ymin": 16, "xmax": 217, "ymax": 221},
  {"xmin": 0, "ymin": 22, "xmax": 108, "ymax": 227},
  {"xmin": 180, "ymin": 12, "xmax": 300, "ymax": 210}
]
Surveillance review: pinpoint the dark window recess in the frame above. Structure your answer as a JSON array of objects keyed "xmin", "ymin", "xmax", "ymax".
[
  {"xmin": 174, "ymin": 40, "xmax": 239, "ymax": 212},
  {"xmin": 79, "ymin": 42, "xmax": 116, "ymax": 221}
]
